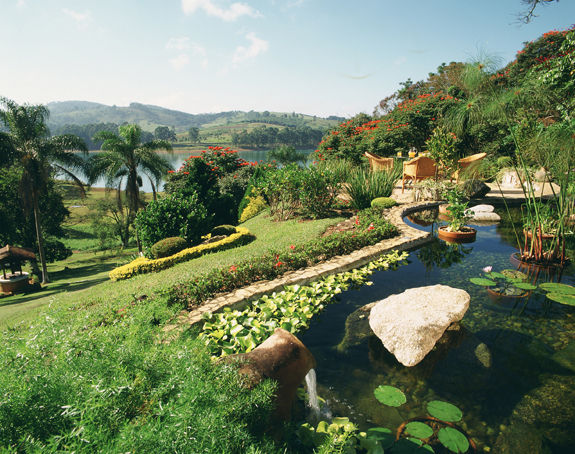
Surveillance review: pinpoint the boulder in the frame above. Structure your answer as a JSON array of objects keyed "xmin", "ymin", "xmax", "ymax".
[
  {"xmin": 458, "ymin": 179, "xmax": 490, "ymax": 199},
  {"xmin": 226, "ymin": 328, "xmax": 316, "ymax": 421},
  {"xmin": 468, "ymin": 204, "xmax": 494, "ymax": 213},
  {"xmin": 368, "ymin": 285, "xmax": 470, "ymax": 366}
]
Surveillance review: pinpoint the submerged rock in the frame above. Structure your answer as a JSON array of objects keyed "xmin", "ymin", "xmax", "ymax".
[
  {"xmin": 336, "ymin": 303, "xmax": 375, "ymax": 352},
  {"xmin": 368, "ymin": 285, "xmax": 470, "ymax": 366},
  {"xmin": 459, "ymin": 179, "xmax": 490, "ymax": 199}
]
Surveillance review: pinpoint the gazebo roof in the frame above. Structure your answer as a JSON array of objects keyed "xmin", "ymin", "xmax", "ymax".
[{"xmin": 0, "ymin": 245, "xmax": 36, "ymax": 263}]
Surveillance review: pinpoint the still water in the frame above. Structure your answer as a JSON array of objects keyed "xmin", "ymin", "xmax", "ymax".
[{"xmin": 300, "ymin": 209, "xmax": 575, "ymax": 452}]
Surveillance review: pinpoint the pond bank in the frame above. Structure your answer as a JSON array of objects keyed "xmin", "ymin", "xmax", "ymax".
[{"xmin": 163, "ymin": 201, "xmax": 440, "ymax": 335}]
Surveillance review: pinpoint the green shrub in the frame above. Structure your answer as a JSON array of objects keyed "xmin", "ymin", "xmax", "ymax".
[
  {"xmin": 239, "ymin": 195, "xmax": 267, "ymax": 224},
  {"xmin": 258, "ymin": 164, "xmax": 303, "ymax": 221},
  {"xmin": 300, "ymin": 166, "xmax": 342, "ymax": 219},
  {"xmin": 371, "ymin": 197, "xmax": 397, "ymax": 209},
  {"xmin": 211, "ymin": 224, "xmax": 237, "ymax": 236},
  {"xmin": 346, "ymin": 165, "xmax": 402, "ymax": 210},
  {"xmin": 151, "ymin": 236, "xmax": 187, "ymax": 259},
  {"xmin": 135, "ymin": 193, "xmax": 208, "ymax": 254}
]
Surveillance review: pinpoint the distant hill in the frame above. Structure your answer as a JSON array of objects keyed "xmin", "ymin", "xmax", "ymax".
[{"xmin": 46, "ymin": 101, "xmax": 344, "ymax": 132}]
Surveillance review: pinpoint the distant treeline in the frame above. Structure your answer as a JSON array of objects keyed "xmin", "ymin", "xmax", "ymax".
[
  {"xmin": 52, "ymin": 123, "xmax": 154, "ymax": 150},
  {"xmin": 231, "ymin": 125, "xmax": 324, "ymax": 148},
  {"xmin": 239, "ymin": 111, "xmax": 345, "ymax": 128}
]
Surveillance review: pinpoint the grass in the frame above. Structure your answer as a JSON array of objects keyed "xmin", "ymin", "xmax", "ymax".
[{"xmin": 0, "ymin": 207, "xmax": 343, "ymax": 330}]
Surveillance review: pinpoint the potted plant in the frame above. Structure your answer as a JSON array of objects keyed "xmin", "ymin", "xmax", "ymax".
[
  {"xmin": 425, "ymin": 126, "xmax": 459, "ymax": 180},
  {"xmin": 469, "ymin": 266, "xmax": 537, "ymax": 301},
  {"xmin": 437, "ymin": 188, "xmax": 477, "ymax": 243}
]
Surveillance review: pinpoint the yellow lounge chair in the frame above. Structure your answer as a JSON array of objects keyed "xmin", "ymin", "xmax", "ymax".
[
  {"xmin": 402, "ymin": 156, "xmax": 437, "ymax": 193},
  {"xmin": 452, "ymin": 152, "xmax": 487, "ymax": 183},
  {"xmin": 364, "ymin": 152, "xmax": 394, "ymax": 172}
]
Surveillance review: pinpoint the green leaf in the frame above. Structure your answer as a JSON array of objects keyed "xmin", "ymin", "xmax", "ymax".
[
  {"xmin": 374, "ymin": 385, "xmax": 407, "ymax": 407},
  {"xmin": 546, "ymin": 293, "xmax": 575, "ymax": 306},
  {"xmin": 366, "ymin": 427, "xmax": 395, "ymax": 449},
  {"xmin": 404, "ymin": 421, "xmax": 434, "ymax": 439},
  {"xmin": 469, "ymin": 278, "xmax": 496, "ymax": 287},
  {"xmin": 539, "ymin": 282, "xmax": 575, "ymax": 295},
  {"xmin": 360, "ymin": 438, "xmax": 385, "ymax": 454},
  {"xmin": 513, "ymin": 282, "xmax": 537, "ymax": 290},
  {"xmin": 391, "ymin": 437, "xmax": 434, "ymax": 453},
  {"xmin": 426, "ymin": 401, "xmax": 463, "ymax": 422},
  {"xmin": 437, "ymin": 427, "xmax": 469, "ymax": 453},
  {"xmin": 488, "ymin": 272, "xmax": 506, "ymax": 279}
]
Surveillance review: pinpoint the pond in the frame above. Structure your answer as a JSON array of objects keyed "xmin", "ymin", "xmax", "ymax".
[{"xmin": 299, "ymin": 207, "xmax": 575, "ymax": 453}]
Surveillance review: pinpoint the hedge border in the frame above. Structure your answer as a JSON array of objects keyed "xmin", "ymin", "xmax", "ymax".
[{"xmin": 109, "ymin": 227, "xmax": 255, "ymax": 281}]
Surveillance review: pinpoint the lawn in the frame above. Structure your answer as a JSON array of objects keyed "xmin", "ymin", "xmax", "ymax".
[{"xmin": 0, "ymin": 208, "xmax": 343, "ymax": 329}]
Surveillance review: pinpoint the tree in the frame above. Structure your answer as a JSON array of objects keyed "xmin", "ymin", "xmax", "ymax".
[
  {"xmin": 154, "ymin": 125, "xmax": 176, "ymax": 142},
  {"xmin": 0, "ymin": 97, "xmax": 87, "ymax": 283},
  {"xmin": 519, "ymin": 0, "xmax": 558, "ymax": 23},
  {"xmin": 268, "ymin": 145, "xmax": 305, "ymax": 165},
  {"xmin": 89, "ymin": 124, "xmax": 173, "ymax": 247},
  {"xmin": 188, "ymin": 126, "xmax": 200, "ymax": 142}
]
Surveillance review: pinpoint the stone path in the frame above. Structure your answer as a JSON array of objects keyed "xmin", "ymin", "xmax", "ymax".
[{"xmin": 162, "ymin": 201, "xmax": 439, "ymax": 335}]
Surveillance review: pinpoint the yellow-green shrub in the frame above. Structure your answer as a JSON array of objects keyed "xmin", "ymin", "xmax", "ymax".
[
  {"xmin": 239, "ymin": 196, "xmax": 267, "ymax": 224},
  {"xmin": 109, "ymin": 227, "xmax": 255, "ymax": 281}
]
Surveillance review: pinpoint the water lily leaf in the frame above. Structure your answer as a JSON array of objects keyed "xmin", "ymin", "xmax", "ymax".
[
  {"xmin": 391, "ymin": 437, "xmax": 434, "ymax": 453},
  {"xmin": 374, "ymin": 385, "xmax": 406, "ymax": 407},
  {"xmin": 404, "ymin": 421, "xmax": 434, "ymax": 439},
  {"xmin": 539, "ymin": 283, "xmax": 575, "ymax": 295},
  {"xmin": 360, "ymin": 438, "xmax": 385, "ymax": 454},
  {"xmin": 488, "ymin": 271, "xmax": 506, "ymax": 279},
  {"xmin": 469, "ymin": 278, "xmax": 496, "ymax": 287},
  {"xmin": 366, "ymin": 427, "xmax": 395, "ymax": 449},
  {"xmin": 426, "ymin": 401, "xmax": 462, "ymax": 422},
  {"xmin": 437, "ymin": 427, "xmax": 469, "ymax": 453},
  {"xmin": 546, "ymin": 293, "xmax": 575, "ymax": 306},
  {"xmin": 513, "ymin": 282, "xmax": 537, "ymax": 290}
]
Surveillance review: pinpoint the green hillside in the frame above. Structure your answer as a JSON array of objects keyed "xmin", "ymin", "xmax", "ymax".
[{"xmin": 46, "ymin": 101, "xmax": 344, "ymax": 133}]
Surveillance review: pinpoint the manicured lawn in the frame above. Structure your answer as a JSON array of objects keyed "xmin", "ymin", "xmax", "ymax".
[{"xmin": 0, "ymin": 211, "xmax": 344, "ymax": 329}]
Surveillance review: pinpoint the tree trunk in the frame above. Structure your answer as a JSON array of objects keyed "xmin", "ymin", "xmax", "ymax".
[{"xmin": 32, "ymin": 192, "xmax": 50, "ymax": 284}]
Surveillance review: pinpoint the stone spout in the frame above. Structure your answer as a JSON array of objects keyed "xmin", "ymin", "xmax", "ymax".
[{"xmin": 227, "ymin": 328, "xmax": 316, "ymax": 421}]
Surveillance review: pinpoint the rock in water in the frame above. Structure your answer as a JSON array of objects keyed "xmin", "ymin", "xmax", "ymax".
[
  {"xmin": 226, "ymin": 328, "xmax": 316, "ymax": 421},
  {"xmin": 368, "ymin": 285, "xmax": 470, "ymax": 367},
  {"xmin": 468, "ymin": 204, "xmax": 494, "ymax": 213}
]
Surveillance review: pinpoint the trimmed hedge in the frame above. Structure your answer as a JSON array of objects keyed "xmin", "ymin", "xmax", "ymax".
[
  {"xmin": 371, "ymin": 197, "xmax": 397, "ymax": 209},
  {"xmin": 151, "ymin": 236, "xmax": 187, "ymax": 259},
  {"xmin": 110, "ymin": 227, "xmax": 255, "ymax": 281},
  {"xmin": 239, "ymin": 195, "xmax": 267, "ymax": 224},
  {"xmin": 211, "ymin": 225, "xmax": 237, "ymax": 236},
  {"xmin": 169, "ymin": 207, "xmax": 398, "ymax": 308}
]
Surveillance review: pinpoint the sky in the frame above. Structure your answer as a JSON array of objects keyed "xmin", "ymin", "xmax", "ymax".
[{"xmin": 1, "ymin": 0, "xmax": 574, "ymax": 118}]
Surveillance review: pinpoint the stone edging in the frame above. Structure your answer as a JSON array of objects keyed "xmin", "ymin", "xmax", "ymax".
[{"xmin": 163, "ymin": 202, "xmax": 440, "ymax": 334}]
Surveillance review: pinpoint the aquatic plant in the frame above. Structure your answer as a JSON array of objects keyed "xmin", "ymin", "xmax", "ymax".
[{"xmin": 469, "ymin": 267, "xmax": 537, "ymax": 297}]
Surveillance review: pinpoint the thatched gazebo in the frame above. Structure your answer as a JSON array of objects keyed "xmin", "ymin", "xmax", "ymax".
[{"xmin": 0, "ymin": 245, "xmax": 36, "ymax": 294}]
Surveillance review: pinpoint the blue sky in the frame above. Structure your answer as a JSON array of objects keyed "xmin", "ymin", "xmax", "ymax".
[{"xmin": 1, "ymin": 0, "xmax": 574, "ymax": 118}]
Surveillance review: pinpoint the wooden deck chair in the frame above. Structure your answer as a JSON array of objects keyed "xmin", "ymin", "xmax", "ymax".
[
  {"xmin": 452, "ymin": 152, "xmax": 487, "ymax": 183},
  {"xmin": 402, "ymin": 156, "xmax": 437, "ymax": 193},
  {"xmin": 364, "ymin": 152, "xmax": 394, "ymax": 172}
]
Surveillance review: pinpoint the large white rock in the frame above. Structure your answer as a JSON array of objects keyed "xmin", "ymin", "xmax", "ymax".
[
  {"xmin": 368, "ymin": 285, "xmax": 470, "ymax": 367},
  {"xmin": 469, "ymin": 204, "xmax": 494, "ymax": 213}
]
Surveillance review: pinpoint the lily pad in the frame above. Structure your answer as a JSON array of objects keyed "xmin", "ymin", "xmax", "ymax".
[
  {"xmin": 513, "ymin": 282, "xmax": 537, "ymax": 290},
  {"xmin": 546, "ymin": 292, "xmax": 575, "ymax": 306},
  {"xmin": 469, "ymin": 277, "xmax": 496, "ymax": 287},
  {"xmin": 488, "ymin": 271, "xmax": 507, "ymax": 279},
  {"xmin": 404, "ymin": 421, "xmax": 434, "ymax": 439},
  {"xmin": 426, "ymin": 401, "xmax": 463, "ymax": 422},
  {"xmin": 539, "ymin": 282, "xmax": 575, "ymax": 295},
  {"xmin": 366, "ymin": 427, "xmax": 395, "ymax": 449},
  {"xmin": 360, "ymin": 437, "xmax": 385, "ymax": 454},
  {"xmin": 437, "ymin": 427, "xmax": 469, "ymax": 453},
  {"xmin": 501, "ymin": 269, "xmax": 527, "ymax": 280},
  {"xmin": 374, "ymin": 385, "xmax": 407, "ymax": 407},
  {"xmin": 391, "ymin": 437, "xmax": 434, "ymax": 453}
]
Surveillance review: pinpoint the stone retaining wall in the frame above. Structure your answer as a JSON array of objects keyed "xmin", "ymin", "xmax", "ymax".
[{"xmin": 163, "ymin": 202, "xmax": 440, "ymax": 334}]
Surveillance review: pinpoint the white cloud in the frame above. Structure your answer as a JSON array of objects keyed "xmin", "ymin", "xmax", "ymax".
[
  {"xmin": 16, "ymin": 0, "xmax": 26, "ymax": 8},
  {"xmin": 393, "ymin": 56, "xmax": 407, "ymax": 66},
  {"xmin": 232, "ymin": 32, "xmax": 269, "ymax": 65},
  {"xmin": 166, "ymin": 37, "xmax": 191, "ymax": 51},
  {"xmin": 62, "ymin": 8, "xmax": 92, "ymax": 27},
  {"xmin": 169, "ymin": 54, "xmax": 191, "ymax": 70},
  {"xmin": 181, "ymin": 0, "xmax": 261, "ymax": 22}
]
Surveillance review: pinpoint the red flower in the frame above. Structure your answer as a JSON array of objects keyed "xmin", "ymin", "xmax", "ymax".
[
  {"xmin": 367, "ymin": 223, "xmax": 374, "ymax": 231},
  {"xmin": 289, "ymin": 245, "xmax": 295, "ymax": 250},
  {"xmin": 229, "ymin": 265, "xmax": 237, "ymax": 273},
  {"xmin": 355, "ymin": 216, "xmax": 360, "ymax": 226},
  {"xmin": 274, "ymin": 261, "xmax": 283, "ymax": 267}
]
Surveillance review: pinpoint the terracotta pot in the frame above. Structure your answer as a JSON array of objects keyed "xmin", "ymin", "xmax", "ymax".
[
  {"xmin": 487, "ymin": 287, "xmax": 529, "ymax": 302},
  {"xmin": 437, "ymin": 226, "xmax": 477, "ymax": 244},
  {"xmin": 523, "ymin": 229, "xmax": 555, "ymax": 240},
  {"xmin": 509, "ymin": 251, "xmax": 565, "ymax": 271}
]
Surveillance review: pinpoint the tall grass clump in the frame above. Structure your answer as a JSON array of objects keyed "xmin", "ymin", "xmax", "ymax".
[
  {"xmin": 346, "ymin": 164, "xmax": 402, "ymax": 210},
  {"xmin": 0, "ymin": 294, "xmax": 277, "ymax": 453}
]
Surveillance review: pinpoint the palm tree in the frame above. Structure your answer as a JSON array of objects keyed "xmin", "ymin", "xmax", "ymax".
[
  {"xmin": 0, "ymin": 97, "xmax": 88, "ymax": 284},
  {"xmin": 89, "ymin": 124, "xmax": 173, "ymax": 247}
]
